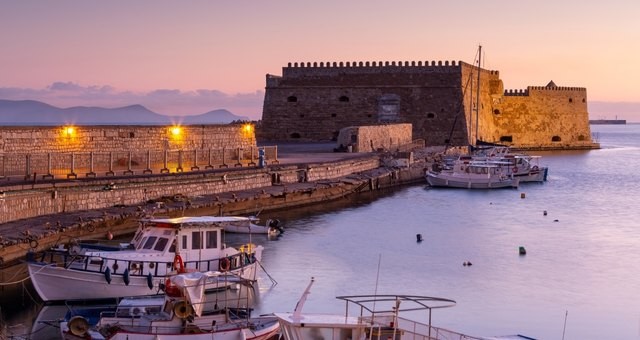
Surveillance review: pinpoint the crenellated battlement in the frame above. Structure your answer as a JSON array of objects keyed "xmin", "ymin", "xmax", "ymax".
[
  {"xmin": 287, "ymin": 60, "xmax": 461, "ymax": 68},
  {"xmin": 504, "ymin": 85, "xmax": 587, "ymax": 96},
  {"xmin": 503, "ymin": 89, "xmax": 530, "ymax": 96},
  {"xmin": 281, "ymin": 60, "xmax": 499, "ymax": 77}
]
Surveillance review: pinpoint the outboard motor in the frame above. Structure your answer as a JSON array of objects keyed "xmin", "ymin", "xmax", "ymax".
[{"xmin": 268, "ymin": 219, "xmax": 284, "ymax": 234}]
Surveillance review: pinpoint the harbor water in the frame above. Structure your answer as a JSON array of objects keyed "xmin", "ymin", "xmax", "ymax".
[{"xmin": 3, "ymin": 124, "xmax": 640, "ymax": 339}]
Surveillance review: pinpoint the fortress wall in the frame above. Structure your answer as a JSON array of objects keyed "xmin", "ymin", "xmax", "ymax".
[
  {"xmin": 460, "ymin": 63, "xmax": 505, "ymax": 144},
  {"xmin": 261, "ymin": 62, "xmax": 471, "ymax": 145},
  {"xmin": 0, "ymin": 125, "xmax": 254, "ymax": 153},
  {"xmin": 261, "ymin": 60, "xmax": 597, "ymax": 150},
  {"xmin": 491, "ymin": 87, "xmax": 595, "ymax": 148},
  {"xmin": 0, "ymin": 125, "xmax": 256, "ymax": 173},
  {"xmin": 336, "ymin": 124, "xmax": 413, "ymax": 152}
]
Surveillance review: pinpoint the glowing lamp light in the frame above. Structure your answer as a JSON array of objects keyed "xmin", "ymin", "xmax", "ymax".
[
  {"xmin": 242, "ymin": 124, "xmax": 253, "ymax": 134},
  {"xmin": 170, "ymin": 126, "xmax": 182, "ymax": 137},
  {"xmin": 63, "ymin": 126, "xmax": 76, "ymax": 137}
]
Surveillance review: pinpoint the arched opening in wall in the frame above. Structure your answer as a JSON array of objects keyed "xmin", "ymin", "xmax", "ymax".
[
  {"xmin": 339, "ymin": 96, "xmax": 349, "ymax": 102},
  {"xmin": 582, "ymin": 98, "xmax": 586, "ymax": 103},
  {"xmin": 299, "ymin": 114, "xmax": 305, "ymax": 118},
  {"xmin": 552, "ymin": 136, "xmax": 562, "ymax": 142},
  {"xmin": 426, "ymin": 112, "xmax": 435, "ymax": 119},
  {"xmin": 367, "ymin": 114, "xmax": 372, "ymax": 118},
  {"xmin": 290, "ymin": 132, "xmax": 301, "ymax": 139},
  {"xmin": 569, "ymin": 98, "xmax": 573, "ymax": 103},
  {"xmin": 331, "ymin": 113, "xmax": 337, "ymax": 118},
  {"xmin": 500, "ymin": 136, "xmax": 513, "ymax": 143},
  {"xmin": 287, "ymin": 96, "xmax": 298, "ymax": 103},
  {"xmin": 578, "ymin": 135, "xmax": 585, "ymax": 141},
  {"xmin": 493, "ymin": 109, "xmax": 501, "ymax": 115}
]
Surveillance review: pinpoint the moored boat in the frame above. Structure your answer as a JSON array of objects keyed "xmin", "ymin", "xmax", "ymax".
[
  {"xmin": 221, "ymin": 216, "xmax": 284, "ymax": 235},
  {"xmin": 28, "ymin": 216, "xmax": 264, "ymax": 302},
  {"xmin": 60, "ymin": 271, "xmax": 280, "ymax": 340},
  {"xmin": 276, "ymin": 278, "xmax": 536, "ymax": 340},
  {"xmin": 426, "ymin": 159, "xmax": 519, "ymax": 189}
]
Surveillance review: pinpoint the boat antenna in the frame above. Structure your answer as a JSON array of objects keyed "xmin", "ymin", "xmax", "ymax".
[
  {"xmin": 475, "ymin": 44, "xmax": 482, "ymax": 146},
  {"xmin": 292, "ymin": 277, "xmax": 315, "ymax": 320},
  {"xmin": 562, "ymin": 310, "xmax": 568, "ymax": 340},
  {"xmin": 370, "ymin": 254, "xmax": 382, "ymax": 323}
]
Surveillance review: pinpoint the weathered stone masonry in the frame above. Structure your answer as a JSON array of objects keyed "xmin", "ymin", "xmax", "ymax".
[{"xmin": 260, "ymin": 60, "xmax": 598, "ymax": 150}]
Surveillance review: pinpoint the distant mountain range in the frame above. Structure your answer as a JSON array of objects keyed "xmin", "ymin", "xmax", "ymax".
[{"xmin": 0, "ymin": 99, "xmax": 249, "ymax": 125}]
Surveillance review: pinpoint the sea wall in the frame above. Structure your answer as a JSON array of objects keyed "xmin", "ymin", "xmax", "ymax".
[
  {"xmin": 0, "ymin": 155, "xmax": 380, "ymax": 225},
  {"xmin": 0, "ymin": 125, "xmax": 259, "ymax": 178}
]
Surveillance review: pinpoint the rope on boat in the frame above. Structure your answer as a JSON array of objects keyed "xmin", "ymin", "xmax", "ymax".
[{"xmin": 256, "ymin": 259, "xmax": 277, "ymax": 286}]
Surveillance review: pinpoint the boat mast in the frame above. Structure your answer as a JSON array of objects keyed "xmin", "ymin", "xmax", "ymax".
[{"xmin": 475, "ymin": 45, "xmax": 482, "ymax": 146}]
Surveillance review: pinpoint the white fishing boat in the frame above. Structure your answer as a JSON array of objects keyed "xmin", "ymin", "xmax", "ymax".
[
  {"xmin": 426, "ymin": 159, "xmax": 519, "ymax": 189},
  {"xmin": 221, "ymin": 216, "xmax": 284, "ymax": 235},
  {"xmin": 276, "ymin": 278, "xmax": 476, "ymax": 340},
  {"xmin": 276, "ymin": 278, "xmax": 536, "ymax": 340},
  {"xmin": 60, "ymin": 271, "xmax": 280, "ymax": 340},
  {"xmin": 473, "ymin": 146, "xmax": 548, "ymax": 182},
  {"xmin": 28, "ymin": 216, "xmax": 264, "ymax": 302}
]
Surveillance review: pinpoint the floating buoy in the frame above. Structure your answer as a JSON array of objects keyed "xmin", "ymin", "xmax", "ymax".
[
  {"xmin": 543, "ymin": 210, "xmax": 547, "ymax": 216},
  {"xmin": 416, "ymin": 234, "xmax": 423, "ymax": 242},
  {"xmin": 553, "ymin": 219, "xmax": 559, "ymax": 222},
  {"xmin": 520, "ymin": 193, "xmax": 526, "ymax": 199},
  {"xmin": 519, "ymin": 246, "xmax": 527, "ymax": 255},
  {"xmin": 463, "ymin": 261, "xmax": 473, "ymax": 266}
]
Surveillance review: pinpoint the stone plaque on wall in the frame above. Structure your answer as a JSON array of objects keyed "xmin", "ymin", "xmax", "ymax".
[{"xmin": 378, "ymin": 94, "xmax": 400, "ymax": 122}]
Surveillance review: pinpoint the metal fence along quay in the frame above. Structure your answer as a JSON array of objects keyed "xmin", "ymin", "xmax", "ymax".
[{"xmin": 0, "ymin": 146, "xmax": 278, "ymax": 181}]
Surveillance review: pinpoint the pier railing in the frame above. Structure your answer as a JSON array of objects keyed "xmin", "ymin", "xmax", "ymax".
[{"xmin": 0, "ymin": 146, "xmax": 278, "ymax": 181}]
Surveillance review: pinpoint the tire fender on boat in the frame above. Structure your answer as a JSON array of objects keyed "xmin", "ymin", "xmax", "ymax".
[
  {"xmin": 104, "ymin": 267, "xmax": 112, "ymax": 284},
  {"xmin": 146, "ymin": 272, "xmax": 154, "ymax": 290},
  {"xmin": 68, "ymin": 316, "xmax": 90, "ymax": 337},
  {"xmin": 123, "ymin": 268, "xmax": 130, "ymax": 286}
]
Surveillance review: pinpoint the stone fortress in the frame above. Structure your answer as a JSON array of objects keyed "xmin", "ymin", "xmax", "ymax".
[{"xmin": 260, "ymin": 59, "xmax": 599, "ymax": 150}]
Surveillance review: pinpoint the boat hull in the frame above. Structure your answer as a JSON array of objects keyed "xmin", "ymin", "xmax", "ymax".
[
  {"xmin": 426, "ymin": 171, "xmax": 518, "ymax": 189},
  {"xmin": 28, "ymin": 261, "xmax": 259, "ymax": 302}
]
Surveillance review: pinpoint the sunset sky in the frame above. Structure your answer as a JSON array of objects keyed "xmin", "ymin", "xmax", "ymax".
[{"xmin": 1, "ymin": 1, "xmax": 639, "ymax": 120}]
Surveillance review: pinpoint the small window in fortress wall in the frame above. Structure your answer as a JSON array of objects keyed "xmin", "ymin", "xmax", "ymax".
[
  {"xmin": 569, "ymin": 98, "xmax": 573, "ymax": 103},
  {"xmin": 426, "ymin": 113, "xmax": 435, "ymax": 119},
  {"xmin": 578, "ymin": 135, "xmax": 585, "ymax": 141},
  {"xmin": 493, "ymin": 109, "xmax": 501, "ymax": 115},
  {"xmin": 500, "ymin": 136, "xmax": 513, "ymax": 142},
  {"xmin": 582, "ymin": 98, "xmax": 586, "ymax": 103},
  {"xmin": 339, "ymin": 96, "xmax": 349, "ymax": 102},
  {"xmin": 331, "ymin": 113, "xmax": 337, "ymax": 118},
  {"xmin": 290, "ymin": 132, "xmax": 301, "ymax": 139},
  {"xmin": 552, "ymin": 136, "xmax": 562, "ymax": 142},
  {"xmin": 129, "ymin": 132, "xmax": 135, "ymax": 138},
  {"xmin": 287, "ymin": 96, "xmax": 298, "ymax": 103}
]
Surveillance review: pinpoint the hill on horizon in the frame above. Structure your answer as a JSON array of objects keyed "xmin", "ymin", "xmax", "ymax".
[{"xmin": 0, "ymin": 99, "xmax": 249, "ymax": 125}]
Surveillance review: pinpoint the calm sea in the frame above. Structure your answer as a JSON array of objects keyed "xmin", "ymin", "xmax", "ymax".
[{"xmin": 3, "ymin": 124, "xmax": 640, "ymax": 339}]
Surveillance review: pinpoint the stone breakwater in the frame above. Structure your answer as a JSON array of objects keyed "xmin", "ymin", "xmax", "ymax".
[{"xmin": 0, "ymin": 147, "xmax": 438, "ymax": 267}]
